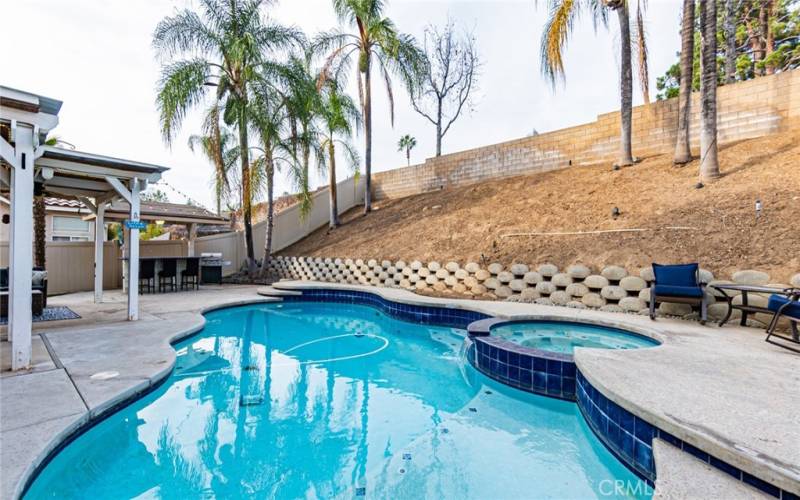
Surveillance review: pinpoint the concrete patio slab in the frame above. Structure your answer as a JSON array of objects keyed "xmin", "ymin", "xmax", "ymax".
[
  {"xmin": 0, "ymin": 369, "xmax": 86, "ymax": 500},
  {"xmin": 43, "ymin": 311, "xmax": 203, "ymax": 416}
]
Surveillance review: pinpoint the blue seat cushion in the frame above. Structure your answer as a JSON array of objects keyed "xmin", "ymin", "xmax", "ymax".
[
  {"xmin": 653, "ymin": 284, "xmax": 704, "ymax": 298},
  {"xmin": 652, "ymin": 263, "xmax": 699, "ymax": 287},
  {"xmin": 768, "ymin": 294, "xmax": 800, "ymax": 320}
]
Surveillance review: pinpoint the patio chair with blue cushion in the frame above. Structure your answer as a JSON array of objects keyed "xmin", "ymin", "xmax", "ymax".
[
  {"xmin": 650, "ymin": 263, "xmax": 708, "ymax": 324},
  {"xmin": 765, "ymin": 290, "xmax": 800, "ymax": 353}
]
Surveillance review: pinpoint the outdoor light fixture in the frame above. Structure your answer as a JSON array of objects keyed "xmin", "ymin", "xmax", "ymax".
[{"xmin": 155, "ymin": 220, "xmax": 165, "ymax": 225}]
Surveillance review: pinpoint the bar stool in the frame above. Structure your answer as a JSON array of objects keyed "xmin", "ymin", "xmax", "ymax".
[
  {"xmin": 139, "ymin": 260, "xmax": 156, "ymax": 293},
  {"xmin": 158, "ymin": 259, "xmax": 177, "ymax": 292},
  {"xmin": 181, "ymin": 258, "xmax": 200, "ymax": 291}
]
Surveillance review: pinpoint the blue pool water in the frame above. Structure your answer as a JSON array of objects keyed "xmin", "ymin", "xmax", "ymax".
[
  {"xmin": 26, "ymin": 302, "xmax": 652, "ymax": 499},
  {"xmin": 491, "ymin": 321, "xmax": 659, "ymax": 354}
]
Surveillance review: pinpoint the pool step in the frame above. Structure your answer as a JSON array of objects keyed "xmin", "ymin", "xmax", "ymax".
[{"xmin": 257, "ymin": 286, "xmax": 302, "ymax": 297}]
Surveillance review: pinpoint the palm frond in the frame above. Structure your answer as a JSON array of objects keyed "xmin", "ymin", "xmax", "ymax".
[
  {"xmin": 152, "ymin": 9, "xmax": 221, "ymax": 59},
  {"xmin": 156, "ymin": 59, "xmax": 211, "ymax": 144},
  {"xmin": 540, "ymin": 0, "xmax": 578, "ymax": 84},
  {"xmin": 633, "ymin": 0, "xmax": 650, "ymax": 103}
]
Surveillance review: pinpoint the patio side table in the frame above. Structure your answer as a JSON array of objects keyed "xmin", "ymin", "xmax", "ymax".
[{"xmin": 711, "ymin": 284, "xmax": 792, "ymax": 327}]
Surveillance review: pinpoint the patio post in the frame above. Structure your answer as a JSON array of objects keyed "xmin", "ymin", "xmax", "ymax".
[
  {"xmin": 128, "ymin": 178, "xmax": 141, "ymax": 320},
  {"xmin": 187, "ymin": 223, "xmax": 197, "ymax": 257},
  {"xmin": 7, "ymin": 124, "xmax": 35, "ymax": 370},
  {"xmin": 94, "ymin": 202, "xmax": 105, "ymax": 303}
]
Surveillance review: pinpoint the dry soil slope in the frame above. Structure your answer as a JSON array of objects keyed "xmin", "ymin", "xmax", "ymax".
[{"xmin": 282, "ymin": 128, "xmax": 800, "ymax": 283}]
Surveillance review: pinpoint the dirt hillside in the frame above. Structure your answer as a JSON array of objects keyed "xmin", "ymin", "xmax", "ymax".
[{"xmin": 282, "ymin": 129, "xmax": 800, "ymax": 283}]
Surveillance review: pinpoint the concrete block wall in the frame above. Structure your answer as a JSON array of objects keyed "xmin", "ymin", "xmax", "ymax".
[
  {"xmin": 267, "ymin": 255, "xmax": 800, "ymax": 326},
  {"xmin": 372, "ymin": 69, "xmax": 800, "ymax": 200}
]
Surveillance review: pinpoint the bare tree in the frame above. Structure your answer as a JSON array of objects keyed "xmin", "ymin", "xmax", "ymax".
[{"xmin": 411, "ymin": 20, "xmax": 480, "ymax": 156}]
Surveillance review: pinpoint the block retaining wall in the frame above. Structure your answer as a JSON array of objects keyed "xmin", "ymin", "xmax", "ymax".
[
  {"xmin": 267, "ymin": 256, "xmax": 800, "ymax": 325},
  {"xmin": 372, "ymin": 70, "xmax": 800, "ymax": 200}
]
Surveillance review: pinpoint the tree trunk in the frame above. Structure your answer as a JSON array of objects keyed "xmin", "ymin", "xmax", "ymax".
[
  {"xmin": 435, "ymin": 98, "xmax": 443, "ymax": 157},
  {"xmin": 675, "ymin": 0, "xmax": 695, "ymax": 165},
  {"xmin": 765, "ymin": 0, "xmax": 776, "ymax": 74},
  {"xmin": 363, "ymin": 56, "xmax": 373, "ymax": 214},
  {"xmin": 33, "ymin": 193, "xmax": 46, "ymax": 268},
  {"xmin": 616, "ymin": 5, "xmax": 635, "ymax": 167},
  {"xmin": 724, "ymin": 0, "xmax": 737, "ymax": 83},
  {"xmin": 699, "ymin": 0, "xmax": 720, "ymax": 182},
  {"xmin": 406, "ymin": 148, "xmax": 410, "ymax": 166},
  {"xmin": 260, "ymin": 151, "xmax": 275, "ymax": 279},
  {"xmin": 237, "ymin": 108, "xmax": 256, "ymax": 273},
  {"xmin": 328, "ymin": 140, "xmax": 340, "ymax": 228}
]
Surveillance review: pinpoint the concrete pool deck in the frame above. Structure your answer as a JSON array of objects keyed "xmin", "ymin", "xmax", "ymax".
[{"xmin": 0, "ymin": 282, "xmax": 796, "ymax": 498}]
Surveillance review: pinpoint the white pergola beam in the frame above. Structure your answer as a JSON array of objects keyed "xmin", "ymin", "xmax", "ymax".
[
  {"xmin": 106, "ymin": 175, "xmax": 132, "ymax": 203},
  {"xmin": 8, "ymin": 123, "xmax": 35, "ymax": 370},
  {"xmin": 1, "ymin": 136, "xmax": 20, "ymax": 170}
]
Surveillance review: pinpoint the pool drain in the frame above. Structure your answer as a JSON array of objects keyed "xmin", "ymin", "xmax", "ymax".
[{"xmin": 240, "ymin": 395, "xmax": 264, "ymax": 407}]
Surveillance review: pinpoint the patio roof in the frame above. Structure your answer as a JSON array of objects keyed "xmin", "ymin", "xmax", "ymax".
[{"xmin": 98, "ymin": 200, "xmax": 229, "ymax": 226}]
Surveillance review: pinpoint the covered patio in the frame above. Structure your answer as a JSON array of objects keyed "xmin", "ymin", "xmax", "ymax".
[{"xmin": 1, "ymin": 85, "xmax": 168, "ymax": 370}]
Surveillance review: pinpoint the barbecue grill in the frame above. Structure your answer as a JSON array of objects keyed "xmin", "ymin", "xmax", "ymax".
[{"xmin": 200, "ymin": 253, "xmax": 228, "ymax": 284}]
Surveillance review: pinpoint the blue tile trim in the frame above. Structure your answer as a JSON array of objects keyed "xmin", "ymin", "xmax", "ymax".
[
  {"xmin": 282, "ymin": 288, "xmax": 490, "ymax": 328},
  {"xmin": 576, "ymin": 371, "xmax": 791, "ymax": 498},
  {"xmin": 469, "ymin": 336, "xmax": 577, "ymax": 401}
]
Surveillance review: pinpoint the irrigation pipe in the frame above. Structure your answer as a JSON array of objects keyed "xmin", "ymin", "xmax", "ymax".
[{"xmin": 499, "ymin": 226, "xmax": 697, "ymax": 238}]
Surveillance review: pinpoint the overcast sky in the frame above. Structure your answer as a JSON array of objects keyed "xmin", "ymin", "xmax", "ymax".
[{"xmin": 2, "ymin": 0, "xmax": 682, "ymax": 210}]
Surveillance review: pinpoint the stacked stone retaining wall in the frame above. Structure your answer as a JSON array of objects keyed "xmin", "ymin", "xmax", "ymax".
[{"xmin": 267, "ymin": 256, "xmax": 800, "ymax": 326}]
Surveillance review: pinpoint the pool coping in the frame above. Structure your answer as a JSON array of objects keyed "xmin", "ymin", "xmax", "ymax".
[
  {"xmin": 271, "ymin": 281, "xmax": 800, "ymax": 498},
  {"xmin": 8, "ymin": 296, "xmax": 280, "ymax": 500}
]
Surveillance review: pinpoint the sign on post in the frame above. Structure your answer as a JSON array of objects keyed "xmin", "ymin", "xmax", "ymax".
[{"xmin": 124, "ymin": 219, "xmax": 147, "ymax": 230}]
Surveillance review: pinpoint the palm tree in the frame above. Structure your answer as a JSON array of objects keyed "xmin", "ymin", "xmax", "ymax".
[
  {"xmin": 397, "ymin": 134, "xmax": 416, "ymax": 166},
  {"xmin": 249, "ymin": 77, "xmax": 296, "ymax": 277},
  {"xmin": 317, "ymin": 80, "xmax": 362, "ymax": 228},
  {"xmin": 699, "ymin": 0, "xmax": 720, "ymax": 181},
  {"xmin": 540, "ymin": 0, "xmax": 649, "ymax": 167},
  {"xmin": 153, "ymin": 0, "xmax": 300, "ymax": 274},
  {"xmin": 674, "ymin": 0, "xmax": 695, "ymax": 165},
  {"xmin": 284, "ymin": 50, "xmax": 322, "ymax": 217},
  {"xmin": 317, "ymin": 0, "xmax": 426, "ymax": 214},
  {"xmin": 187, "ymin": 105, "xmax": 238, "ymax": 215}
]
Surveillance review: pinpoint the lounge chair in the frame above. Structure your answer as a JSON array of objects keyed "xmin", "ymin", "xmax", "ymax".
[
  {"xmin": 649, "ymin": 263, "xmax": 708, "ymax": 324},
  {"xmin": 765, "ymin": 290, "xmax": 800, "ymax": 353}
]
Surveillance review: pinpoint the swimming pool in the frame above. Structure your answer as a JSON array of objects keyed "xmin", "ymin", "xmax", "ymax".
[
  {"xmin": 490, "ymin": 321, "xmax": 659, "ymax": 354},
  {"xmin": 25, "ymin": 302, "xmax": 652, "ymax": 499}
]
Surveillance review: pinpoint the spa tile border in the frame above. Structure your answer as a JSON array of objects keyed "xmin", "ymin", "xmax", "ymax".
[
  {"xmin": 282, "ymin": 288, "xmax": 489, "ymax": 328},
  {"xmin": 470, "ymin": 336, "xmax": 576, "ymax": 401}
]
